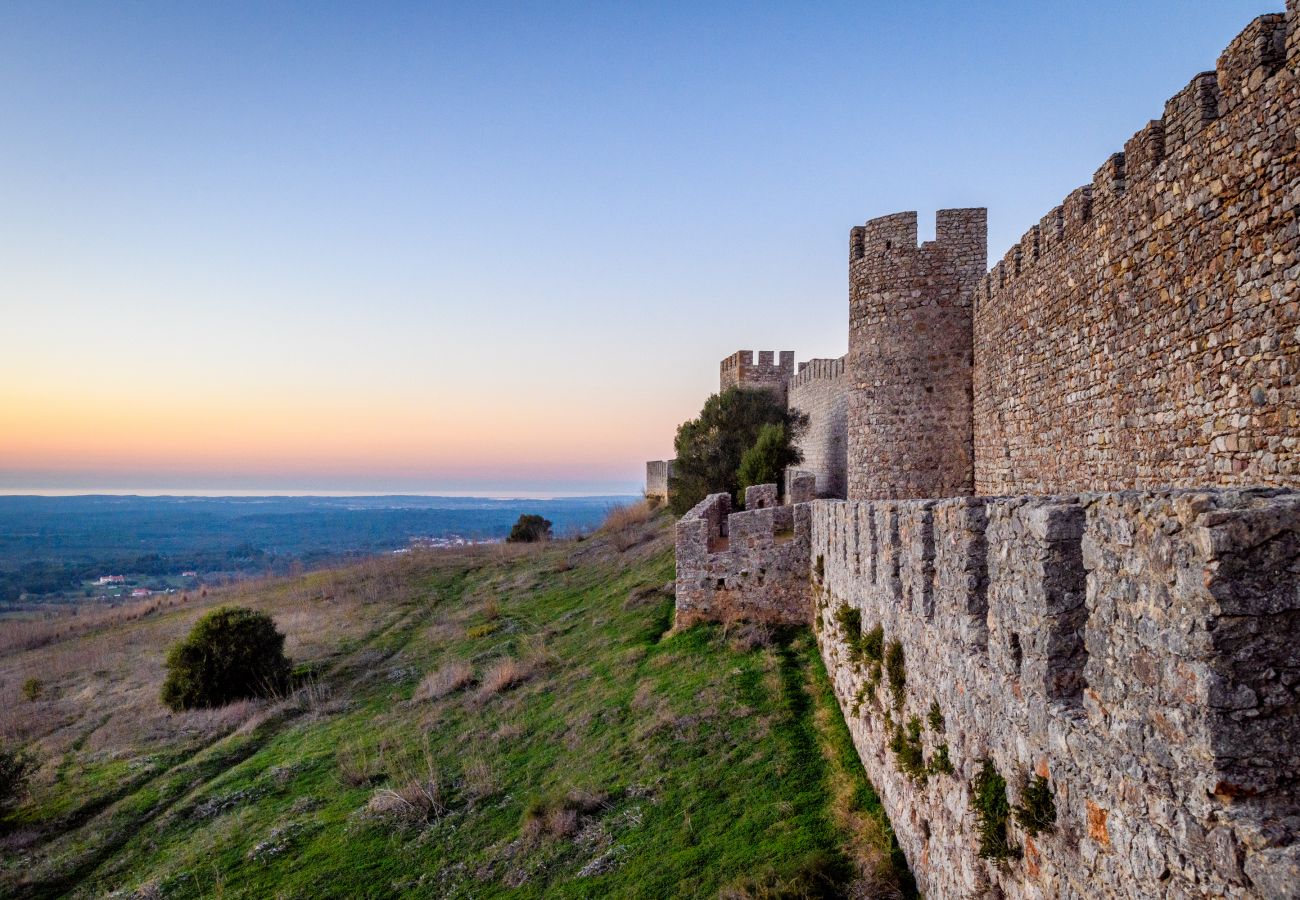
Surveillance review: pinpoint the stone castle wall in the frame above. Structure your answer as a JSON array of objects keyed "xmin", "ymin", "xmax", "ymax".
[
  {"xmin": 971, "ymin": 10, "xmax": 1300, "ymax": 495},
  {"xmin": 719, "ymin": 349, "xmax": 795, "ymax": 404},
  {"xmin": 788, "ymin": 356, "xmax": 849, "ymax": 499},
  {"xmin": 645, "ymin": 459, "xmax": 674, "ymax": 501},
  {"xmin": 810, "ymin": 488, "xmax": 1300, "ymax": 899},
  {"xmin": 668, "ymin": 8, "xmax": 1300, "ymax": 897},
  {"xmin": 848, "ymin": 209, "xmax": 986, "ymax": 501},
  {"xmin": 675, "ymin": 485, "xmax": 810, "ymax": 627}
]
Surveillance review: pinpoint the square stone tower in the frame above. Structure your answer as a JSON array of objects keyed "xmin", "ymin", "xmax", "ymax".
[{"xmin": 719, "ymin": 350, "xmax": 795, "ymax": 405}]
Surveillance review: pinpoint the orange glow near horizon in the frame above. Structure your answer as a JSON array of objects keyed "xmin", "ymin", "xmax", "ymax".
[{"xmin": 0, "ymin": 372, "xmax": 693, "ymax": 490}]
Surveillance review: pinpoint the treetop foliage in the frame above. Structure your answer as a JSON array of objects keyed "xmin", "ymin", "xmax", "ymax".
[{"xmin": 668, "ymin": 388, "xmax": 806, "ymax": 515}]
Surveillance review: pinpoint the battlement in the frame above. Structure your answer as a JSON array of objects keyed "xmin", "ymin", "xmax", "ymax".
[
  {"xmin": 849, "ymin": 208, "xmax": 987, "ymax": 269},
  {"xmin": 675, "ymin": 488, "xmax": 811, "ymax": 626},
  {"xmin": 972, "ymin": 4, "xmax": 1300, "ymax": 496},
  {"xmin": 810, "ymin": 487, "xmax": 1300, "ymax": 898},
  {"xmin": 719, "ymin": 349, "xmax": 796, "ymax": 402},
  {"xmin": 790, "ymin": 356, "xmax": 845, "ymax": 389},
  {"xmin": 975, "ymin": 9, "xmax": 1295, "ymax": 305}
]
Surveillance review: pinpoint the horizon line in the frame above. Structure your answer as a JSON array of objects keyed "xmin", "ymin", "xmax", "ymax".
[{"xmin": 0, "ymin": 488, "xmax": 642, "ymax": 500}]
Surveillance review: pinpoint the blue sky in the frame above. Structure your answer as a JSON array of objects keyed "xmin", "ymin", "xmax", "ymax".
[{"xmin": 0, "ymin": 0, "xmax": 1273, "ymax": 494}]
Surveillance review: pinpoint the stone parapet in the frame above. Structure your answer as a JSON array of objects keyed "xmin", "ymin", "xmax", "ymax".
[
  {"xmin": 810, "ymin": 489, "xmax": 1300, "ymax": 899},
  {"xmin": 675, "ymin": 489, "xmax": 810, "ymax": 626}
]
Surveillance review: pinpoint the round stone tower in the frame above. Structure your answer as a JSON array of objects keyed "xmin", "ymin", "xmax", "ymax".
[{"xmin": 846, "ymin": 208, "xmax": 986, "ymax": 501}]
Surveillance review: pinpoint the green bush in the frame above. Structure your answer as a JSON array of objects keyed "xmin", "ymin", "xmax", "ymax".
[
  {"xmin": 667, "ymin": 388, "xmax": 807, "ymax": 515},
  {"xmin": 161, "ymin": 606, "xmax": 291, "ymax": 711},
  {"xmin": 927, "ymin": 743, "xmax": 955, "ymax": 777},
  {"xmin": 927, "ymin": 700, "xmax": 944, "ymax": 733},
  {"xmin": 21, "ymin": 677, "xmax": 43, "ymax": 702},
  {"xmin": 736, "ymin": 422, "xmax": 801, "ymax": 504},
  {"xmin": 0, "ymin": 744, "xmax": 36, "ymax": 818},
  {"xmin": 507, "ymin": 514, "xmax": 552, "ymax": 543},
  {"xmin": 833, "ymin": 603, "xmax": 861, "ymax": 642},
  {"xmin": 889, "ymin": 716, "xmax": 927, "ymax": 783}
]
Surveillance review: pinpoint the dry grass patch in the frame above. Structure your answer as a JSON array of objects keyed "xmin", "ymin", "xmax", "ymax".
[
  {"xmin": 366, "ymin": 737, "xmax": 445, "ymax": 825},
  {"xmin": 412, "ymin": 660, "xmax": 474, "ymax": 702},
  {"xmin": 521, "ymin": 789, "xmax": 609, "ymax": 843},
  {"xmin": 601, "ymin": 501, "xmax": 656, "ymax": 551},
  {"xmin": 336, "ymin": 740, "xmax": 383, "ymax": 787},
  {"xmin": 473, "ymin": 657, "xmax": 532, "ymax": 705},
  {"xmin": 461, "ymin": 756, "xmax": 500, "ymax": 801}
]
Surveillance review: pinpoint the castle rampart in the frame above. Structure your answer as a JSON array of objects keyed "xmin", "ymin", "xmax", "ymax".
[
  {"xmin": 848, "ymin": 208, "xmax": 986, "ymax": 501},
  {"xmin": 675, "ymin": 485, "xmax": 811, "ymax": 626},
  {"xmin": 971, "ymin": 9, "xmax": 1300, "ymax": 495},
  {"xmin": 667, "ymin": 8, "xmax": 1300, "ymax": 897},
  {"xmin": 788, "ymin": 356, "xmax": 848, "ymax": 499},
  {"xmin": 811, "ymin": 488, "xmax": 1300, "ymax": 899}
]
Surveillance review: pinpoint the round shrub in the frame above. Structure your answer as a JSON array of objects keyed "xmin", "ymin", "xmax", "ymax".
[
  {"xmin": 507, "ymin": 514, "xmax": 552, "ymax": 543},
  {"xmin": 161, "ymin": 606, "xmax": 291, "ymax": 711}
]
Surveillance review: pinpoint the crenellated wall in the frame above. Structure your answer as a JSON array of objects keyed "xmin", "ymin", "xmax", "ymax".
[
  {"xmin": 668, "ymin": 8, "xmax": 1300, "ymax": 897},
  {"xmin": 810, "ymin": 489, "xmax": 1300, "ymax": 899},
  {"xmin": 971, "ymin": 9, "xmax": 1300, "ymax": 495},
  {"xmin": 788, "ymin": 356, "xmax": 849, "ymax": 499},
  {"xmin": 675, "ymin": 485, "xmax": 811, "ymax": 627}
]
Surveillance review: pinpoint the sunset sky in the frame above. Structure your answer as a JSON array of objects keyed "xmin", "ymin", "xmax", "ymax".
[{"xmin": 1, "ymin": 0, "xmax": 1267, "ymax": 495}]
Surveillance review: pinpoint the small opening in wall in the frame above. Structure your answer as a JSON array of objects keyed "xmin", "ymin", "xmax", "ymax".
[
  {"xmin": 715, "ymin": 578, "xmax": 725, "ymax": 590},
  {"xmin": 885, "ymin": 240, "xmax": 892, "ymax": 250},
  {"xmin": 1010, "ymin": 632, "xmax": 1023, "ymax": 674}
]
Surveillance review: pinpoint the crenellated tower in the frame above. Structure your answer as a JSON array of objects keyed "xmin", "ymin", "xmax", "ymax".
[
  {"xmin": 847, "ymin": 208, "xmax": 986, "ymax": 501},
  {"xmin": 719, "ymin": 349, "xmax": 795, "ymax": 404}
]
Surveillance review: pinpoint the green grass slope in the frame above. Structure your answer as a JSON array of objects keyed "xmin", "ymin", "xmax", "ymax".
[{"xmin": 0, "ymin": 509, "xmax": 912, "ymax": 899}]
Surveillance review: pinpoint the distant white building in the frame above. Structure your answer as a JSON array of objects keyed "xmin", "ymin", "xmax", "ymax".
[{"xmin": 96, "ymin": 575, "xmax": 126, "ymax": 585}]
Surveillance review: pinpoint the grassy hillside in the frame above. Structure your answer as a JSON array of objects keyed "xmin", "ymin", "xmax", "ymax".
[{"xmin": 0, "ymin": 506, "xmax": 912, "ymax": 899}]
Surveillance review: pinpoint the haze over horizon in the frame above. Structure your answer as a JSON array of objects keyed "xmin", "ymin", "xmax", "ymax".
[{"xmin": 2, "ymin": 0, "xmax": 1269, "ymax": 495}]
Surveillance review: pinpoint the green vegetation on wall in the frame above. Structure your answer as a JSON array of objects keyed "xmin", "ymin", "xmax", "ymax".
[
  {"xmin": 1014, "ymin": 774, "xmax": 1057, "ymax": 837},
  {"xmin": 970, "ymin": 759, "xmax": 1019, "ymax": 861}
]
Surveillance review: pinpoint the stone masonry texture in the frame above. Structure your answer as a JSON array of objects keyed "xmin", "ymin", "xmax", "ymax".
[
  {"xmin": 788, "ymin": 356, "xmax": 849, "ymax": 499},
  {"xmin": 811, "ymin": 488, "xmax": 1300, "ymax": 899},
  {"xmin": 972, "ymin": 10, "xmax": 1300, "ymax": 494},
  {"xmin": 848, "ymin": 208, "xmax": 986, "ymax": 501}
]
